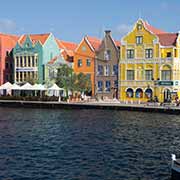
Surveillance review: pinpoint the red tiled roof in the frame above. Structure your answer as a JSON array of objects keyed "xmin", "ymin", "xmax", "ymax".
[
  {"xmin": 157, "ymin": 33, "xmax": 178, "ymax": 46},
  {"xmin": 56, "ymin": 39, "xmax": 77, "ymax": 50},
  {"xmin": 86, "ymin": 36, "xmax": 101, "ymax": 51},
  {"xmin": 114, "ymin": 40, "xmax": 121, "ymax": 47},
  {"xmin": 59, "ymin": 40, "xmax": 77, "ymax": 51},
  {"xmin": 143, "ymin": 21, "xmax": 166, "ymax": 35},
  {"xmin": 19, "ymin": 33, "xmax": 50, "ymax": 45},
  {"xmin": 0, "ymin": 33, "xmax": 19, "ymax": 47}
]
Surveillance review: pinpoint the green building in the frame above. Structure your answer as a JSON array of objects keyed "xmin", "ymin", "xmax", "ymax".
[{"xmin": 13, "ymin": 33, "xmax": 60, "ymax": 84}]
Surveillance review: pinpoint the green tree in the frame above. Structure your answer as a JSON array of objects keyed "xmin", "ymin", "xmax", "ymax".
[
  {"xmin": 76, "ymin": 73, "xmax": 92, "ymax": 94},
  {"xmin": 56, "ymin": 64, "xmax": 76, "ymax": 97}
]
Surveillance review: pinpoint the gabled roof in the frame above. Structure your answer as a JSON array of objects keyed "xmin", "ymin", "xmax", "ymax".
[
  {"xmin": 0, "ymin": 33, "xmax": 19, "ymax": 48},
  {"xmin": 56, "ymin": 39, "xmax": 77, "ymax": 59},
  {"xmin": 142, "ymin": 20, "xmax": 166, "ymax": 35},
  {"xmin": 156, "ymin": 33, "xmax": 178, "ymax": 46},
  {"xmin": 56, "ymin": 39, "xmax": 77, "ymax": 50},
  {"xmin": 114, "ymin": 40, "xmax": 121, "ymax": 47},
  {"xmin": 18, "ymin": 33, "xmax": 50, "ymax": 45},
  {"xmin": 86, "ymin": 36, "xmax": 101, "ymax": 51}
]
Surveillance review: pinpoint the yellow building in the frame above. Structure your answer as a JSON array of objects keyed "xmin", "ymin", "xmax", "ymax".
[{"xmin": 120, "ymin": 19, "xmax": 180, "ymax": 103}]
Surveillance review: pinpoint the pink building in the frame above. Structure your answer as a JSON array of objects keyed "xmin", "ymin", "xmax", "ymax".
[{"xmin": 0, "ymin": 33, "xmax": 19, "ymax": 84}]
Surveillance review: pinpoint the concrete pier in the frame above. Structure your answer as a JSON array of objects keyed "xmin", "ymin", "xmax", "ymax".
[{"xmin": 0, "ymin": 100, "xmax": 180, "ymax": 114}]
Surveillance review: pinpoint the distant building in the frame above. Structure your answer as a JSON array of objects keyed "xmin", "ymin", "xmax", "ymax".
[
  {"xmin": 13, "ymin": 33, "xmax": 60, "ymax": 84},
  {"xmin": 0, "ymin": 33, "xmax": 19, "ymax": 84},
  {"xmin": 95, "ymin": 30, "xmax": 120, "ymax": 99},
  {"xmin": 74, "ymin": 36, "xmax": 101, "ymax": 96}
]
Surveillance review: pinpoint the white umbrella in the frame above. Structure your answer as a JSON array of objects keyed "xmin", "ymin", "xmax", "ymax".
[
  {"xmin": 48, "ymin": 84, "xmax": 64, "ymax": 97},
  {"xmin": 11, "ymin": 83, "xmax": 21, "ymax": 90},
  {"xmin": 0, "ymin": 82, "xmax": 13, "ymax": 95},
  {"xmin": 48, "ymin": 84, "xmax": 63, "ymax": 90},
  {"xmin": 32, "ymin": 84, "xmax": 46, "ymax": 91},
  {"xmin": 20, "ymin": 82, "xmax": 33, "ymax": 90},
  {"xmin": 0, "ymin": 82, "xmax": 13, "ymax": 90}
]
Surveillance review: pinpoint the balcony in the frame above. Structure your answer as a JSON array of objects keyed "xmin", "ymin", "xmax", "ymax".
[
  {"xmin": 120, "ymin": 57, "xmax": 175, "ymax": 64},
  {"xmin": 120, "ymin": 80, "xmax": 154, "ymax": 87}
]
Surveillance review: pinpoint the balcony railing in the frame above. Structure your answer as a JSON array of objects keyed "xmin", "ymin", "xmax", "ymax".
[{"xmin": 120, "ymin": 57, "xmax": 176, "ymax": 64}]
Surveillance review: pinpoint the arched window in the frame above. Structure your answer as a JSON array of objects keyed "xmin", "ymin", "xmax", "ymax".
[
  {"xmin": 161, "ymin": 65, "xmax": 172, "ymax": 80},
  {"xmin": 135, "ymin": 88, "xmax": 143, "ymax": 98},
  {"xmin": 145, "ymin": 88, "xmax": 153, "ymax": 98},
  {"xmin": 126, "ymin": 88, "xmax": 134, "ymax": 98}
]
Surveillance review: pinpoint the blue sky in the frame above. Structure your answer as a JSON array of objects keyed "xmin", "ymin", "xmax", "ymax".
[{"xmin": 0, "ymin": 0, "xmax": 180, "ymax": 42}]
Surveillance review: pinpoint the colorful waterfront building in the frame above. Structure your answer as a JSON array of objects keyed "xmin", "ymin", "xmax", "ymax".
[
  {"xmin": 13, "ymin": 33, "xmax": 60, "ymax": 84},
  {"xmin": 44, "ymin": 39, "xmax": 77, "ymax": 85},
  {"xmin": 74, "ymin": 36, "xmax": 101, "ymax": 96},
  {"xmin": 0, "ymin": 33, "xmax": 19, "ymax": 84},
  {"xmin": 120, "ymin": 19, "xmax": 180, "ymax": 103},
  {"xmin": 56, "ymin": 39, "xmax": 77, "ymax": 64},
  {"xmin": 95, "ymin": 30, "xmax": 120, "ymax": 99}
]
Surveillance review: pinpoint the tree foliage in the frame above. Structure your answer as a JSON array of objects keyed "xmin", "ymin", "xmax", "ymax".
[{"xmin": 56, "ymin": 65, "xmax": 92, "ymax": 97}]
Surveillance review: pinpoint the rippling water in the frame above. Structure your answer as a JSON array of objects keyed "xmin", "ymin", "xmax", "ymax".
[{"xmin": 0, "ymin": 108, "xmax": 180, "ymax": 180}]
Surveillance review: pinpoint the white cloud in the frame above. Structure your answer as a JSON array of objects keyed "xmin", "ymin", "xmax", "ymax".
[
  {"xmin": 0, "ymin": 19, "xmax": 16, "ymax": 33},
  {"xmin": 116, "ymin": 24, "xmax": 132, "ymax": 37}
]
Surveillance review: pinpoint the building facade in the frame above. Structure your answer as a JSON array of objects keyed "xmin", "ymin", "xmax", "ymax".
[
  {"xmin": 45, "ymin": 54, "xmax": 73, "ymax": 86},
  {"xmin": 13, "ymin": 33, "xmax": 60, "ymax": 84},
  {"xmin": 74, "ymin": 36, "xmax": 101, "ymax": 96},
  {"xmin": 0, "ymin": 33, "xmax": 19, "ymax": 84},
  {"xmin": 95, "ymin": 30, "xmax": 120, "ymax": 99},
  {"xmin": 120, "ymin": 19, "xmax": 180, "ymax": 103}
]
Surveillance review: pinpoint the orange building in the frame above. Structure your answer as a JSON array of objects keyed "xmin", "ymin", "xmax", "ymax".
[{"xmin": 74, "ymin": 36, "xmax": 101, "ymax": 96}]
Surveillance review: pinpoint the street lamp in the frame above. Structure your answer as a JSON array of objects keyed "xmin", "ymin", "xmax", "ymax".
[{"xmin": 152, "ymin": 77, "xmax": 159, "ymax": 102}]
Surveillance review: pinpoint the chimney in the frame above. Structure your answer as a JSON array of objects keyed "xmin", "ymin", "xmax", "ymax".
[{"xmin": 105, "ymin": 30, "xmax": 111, "ymax": 35}]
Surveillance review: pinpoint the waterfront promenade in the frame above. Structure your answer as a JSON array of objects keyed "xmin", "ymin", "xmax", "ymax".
[{"xmin": 0, "ymin": 99, "xmax": 180, "ymax": 114}]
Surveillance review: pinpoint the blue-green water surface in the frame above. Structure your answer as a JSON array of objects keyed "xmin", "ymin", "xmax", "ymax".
[{"xmin": 0, "ymin": 108, "xmax": 180, "ymax": 180}]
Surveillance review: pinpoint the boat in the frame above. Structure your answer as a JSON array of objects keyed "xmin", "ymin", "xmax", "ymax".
[{"xmin": 171, "ymin": 154, "xmax": 180, "ymax": 180}]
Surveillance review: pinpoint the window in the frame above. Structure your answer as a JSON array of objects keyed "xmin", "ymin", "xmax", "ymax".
[
  {"xmin": 161, "ymin": 70, "xmax": 171, "ymax": 80},
  {"xmin": 104, "ymin": 50, "xmax": 111, "ymax": 60},
  {"xmin": 105, "ymin": 81, "xmax": 111, "ymax": 92},
  {"xmin": 136, "ymin": 36, "xmax": 143, "ymax": 45},
  {"xmin": 16, "ymin": 72, "xmax": 19, "ymax": 81},
  {"xmin": 145, "ymin": 70, "xmax": 153, "ymax": 80},
  {"xmin": 16, "ymin": 57, "xmax": 19, "ymax": 67},
  {"xmin": 32, "ymin": 56, "xmax": 35, "ymax": 67},
  {"xmin": 104, "ymin": 65, "xmax": 110, "ymax": 76},
  {"xmin": 5, "ymin": 62, "xmax": 9, "ymax": 69},
  {"xmin": 167, "ymin": 52, "xmax": 172, "ymax": 58},
  {"xmin": 97, "ymin": 81, "xmax": 103, "ymax": 92},
  {"xmin": 113, "ymin": 65, "xmax": 118, "ymax": 75},
  {"xmin": 24, "ymin": 56, "xmax": 27, "ymax": 67},
  {"xmin": 97, "ymin": 65, "xmax": 103, "ymax": 75},
  {"xmin": 114, "ymin": 80, "xmax": 118, "ymax": 88},
  {"xmin": 6, "ymin": 75, "xmax": 9, "ymax": 81},
  {"xmin": 127, "ymin": 49, "xmax": 134, "ymax": 59},
  {"xmin": 86, "ymin": 59, "xmax": 91, "ymax": 67},
  {"xmin": 78, "ymin": 59, "xmax": 82, "ymax": 67},
  {"xmin": 86, "ymin": 74, "xmax": 91, "ymax": 80},
  {"xmin": 10, "ymin": 63, "xmax": 12, "ymax": 69},
  {"xmin": 28, "ymin": 56, "xmax": 31, "ymax": 66},
  {"xmin": 145, "ymin": 49, "xmax": 153, "ymax": 58},
  {"xmin": 137, "ymin": 24, "xmax": 142, "ymax": 30},
  {"xmin": 6, "ymin": 51, "xmax": 9, "ymax": 56},
  {"xmin": 20, "ymin": 56, "xmax": 23, "ymax": 67},
  {"xmin": 127, "ymin": 70, "xmax": 134, "ymax": 80}
]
